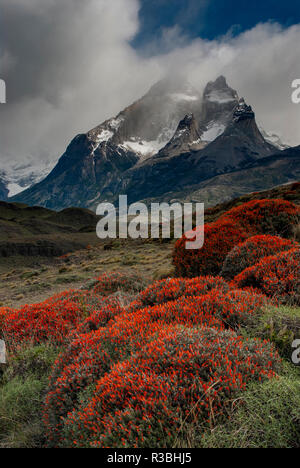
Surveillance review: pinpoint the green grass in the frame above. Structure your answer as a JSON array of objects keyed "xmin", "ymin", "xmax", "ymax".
[
  {"xmin": 198, "ymin": 372, "xmax": 300, "ymax": 448},
  {"xmin": 0, "ymin": 345, "xmax": 60, "ymax": 448},
  {"xmin": 243, "ymin": 305, "xmax": 300, "ymax": 360}
]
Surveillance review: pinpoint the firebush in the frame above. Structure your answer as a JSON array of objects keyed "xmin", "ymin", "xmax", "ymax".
[
  {"xmin": 0, "ymin": 307, "xmax": 11, "ymax": 333},
  {"xmin": 221, "ymin": 235, "xmax": 297, "ymax": 279},
  {"xmin": 136, "ymin": 276, "xmax": 230, "ymax": 307},
  {"xmin": 74, "ymin": 296, "xmax": 124, "ymax": 335},
  {"xmin": 234, "ymin": 248, "xmax": 300, "ymax": 305},
  {"xmin": 173, "ymin": 220, "xmax": 248, "ymax": 277},
  {"xmin": 142, "ymin": 289, "xmax": 269, "ymax": 331},
  {"xmin": 222, "ymin": 199, "xmax": 300, "ymax": 237},
  {"xmin": 43, "ymin": 286, "xmax": 271, "ymax": 445},
  {"xmin": 61, "ymin": 327, "xmax": 280, "ymax": 448},
  {"xmin": 173, "ymin": 199, "xmax": 299, "ymax": 278},
  {"xmin": 1, "ymin": 297, "xmax": 88, "ymax": 350},
  {"xmin": 43, "ymin": 308, "xmax": 165, "ymax": 445}
]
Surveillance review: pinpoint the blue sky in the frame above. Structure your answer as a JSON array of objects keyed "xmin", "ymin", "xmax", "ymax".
[{"xmin": 133, "ymin": 0, "xmax": 300, "ymax": 50}]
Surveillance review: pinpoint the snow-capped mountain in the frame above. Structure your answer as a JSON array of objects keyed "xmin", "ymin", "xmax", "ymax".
[
  {"xmin": 11, "ymin": 75, "xmax": 297, "ymax": 210},
  {"xmin": 11, "ymin": 77, "xmax": 203, "ymax": 209},
  {"xmin": 0, "ymin": 158, "xmax": 55, "ymax": 198},
  {"xmin": 117, "ymin": 96, "xmax": 278, "ymax": 204},
  {"xmin": 87, "ymin": 77, "xmax": 202, "ymax": 161}
]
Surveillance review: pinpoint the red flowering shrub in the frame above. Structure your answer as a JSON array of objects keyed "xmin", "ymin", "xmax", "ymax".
[
  {"xmin": 90, "ymin": 272, "xmax": 146, "ymax": 296},
  {"xmin": 218, "ymin": 289, "xmax": 269, "ymax": 329},
  {"xmin": 173, "ymin": 199, "xmax": 299, "ymax": 278},
  {"xmin": 61, "ymin": 327, "xmax": 280, "ymax": 448},
  {"xmin": 44, "ymin": 309, "xmax": 165, "ymax": 445},
  {"xmin": 74, "ymin": 297, "xmax": 124, "ymax": 335},
  {"xmin": 136, "ymin": 276, "xmax": 230, "ymax": 307},
  {"xmin": 1, "ymin": 297, "xmax": 88, "ymax": 350},
  {"xmin": 141, "ymin": 289, "xmax": 269, "ymax": 331},
  {"xmin": 173, "ymin": 220, "xmax": 248, "ymax": 277},
  {"xmin": 49, "ymin": 289, "xmax": 110, "ymax": 309},
  {"xmin": 221, "ymin": 235, "xmax": 297, "ymax": 279},
  {"xmin": 0, "ymin": 307, "xmax": 11, "ymax": 334},
  {"xmin": 234, "ymin": 248, "xmax": 300, "ymax": 305},
  {"xmin": 143, "ymin": 296, "xmax": 224, "ymax": 330},
  {"xmin": 222, "ymin": 199, "xmax": 300, "ymax": 237},
  {"xmin": 43, "ymin": 284, "xmax": 272, "ymax": 445}
]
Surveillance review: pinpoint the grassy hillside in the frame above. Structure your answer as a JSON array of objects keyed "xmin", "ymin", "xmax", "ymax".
[{"xmin": 0, "ymin": 201, "xmax": 100, "ymax": 258}]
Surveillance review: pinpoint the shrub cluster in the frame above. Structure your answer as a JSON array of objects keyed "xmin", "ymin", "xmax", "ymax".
[
  {"xmin": 221, "ymin": 235, "xmax": 297, "ymax": 279},
  {"xmin": 1, "ymin": 297, "xmax": 88, "ymax": 351},
  {"xmin": 233, "ymin": 248, "xmax": 300, "ymax": 305},
  {"xmin": 173, "ymin": 199, "xmax": 299, "ymax": 278},
  {"xmin": 173, "ymin": 220, "xmax": 248, "ymax": 277},
  {"xmin": 61, "ymin": 327, "xmax": 280, "ymax": 448},
  {"xmin": 43, "ymin": 284, "xmax": 275, "ymax": 447},
  {"xmin": 3, "ymin": 199, "xmax": 297, "ymax": 448},
  {"xmin": 136, "ymin": 276, "xmax": 230, "ymax": 308}
]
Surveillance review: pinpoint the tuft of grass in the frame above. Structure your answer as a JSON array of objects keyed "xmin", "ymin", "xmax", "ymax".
[
  {"xmin": 0, "ymin": 344, "xmax": 60, "ymax": 448},
  {"xmin": 153, "ymin": 267, "xmax": 175, "ymax": 281},
  {"xmin": 197, "ymin": 374, "xmax": 300, "ymax": 448},
  {"xmin": 243, "ymin": 305, "xmax": 300, "ymax": 360}
]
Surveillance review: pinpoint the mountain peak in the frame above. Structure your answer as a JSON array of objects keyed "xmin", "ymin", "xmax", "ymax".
[
  {"xmin": 218, "ymin": 98, "xmax": 276, "ymax": 157},
  {"xmin": 155, "ymin": 113, "xmax": 205, "ymax": 159},
  {"xmin": 207, "ymin": 75, "xmax": 228, "ymax": 89},
  {"xmin": 147, "ymin": 76, "xmax": 197, "ymax": 98},
  {"xmin": 203, "ymin": 76, "xmax": 239, "ymax": 103},
  {"xmin": 233, "ymin": 98, "xmax": 255, "ymax": 122}
]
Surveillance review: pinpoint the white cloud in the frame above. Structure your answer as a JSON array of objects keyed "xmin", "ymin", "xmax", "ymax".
[{"xmin": 0, "ymin": 0, "xmax": 299, "ymax": 173}]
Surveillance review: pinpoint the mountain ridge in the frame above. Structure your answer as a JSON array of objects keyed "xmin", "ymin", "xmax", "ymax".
[{"xmin": 10, "ymin": 75, "xmax": 296, "ymax": 211}]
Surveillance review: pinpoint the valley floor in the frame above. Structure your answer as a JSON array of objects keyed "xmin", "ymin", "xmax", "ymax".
[{"xmin": 0, "ymin": 239, "xmax": 173, "ymax": 308}]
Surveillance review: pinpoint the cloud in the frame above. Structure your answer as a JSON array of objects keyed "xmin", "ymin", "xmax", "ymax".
[{"xmin": 0, "ymin": 0, "xmax": 299, "ymax": 172}]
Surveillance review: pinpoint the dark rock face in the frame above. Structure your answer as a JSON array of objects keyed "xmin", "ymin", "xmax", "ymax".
[
  {"xmin": 188, "ymin": 98, "xmax": 276, "ymax": 173},
  {"xmin": 198, "ymin": 76, "xmax": 239, "ymax": 142},
  {"xmin": 0, "ymin": 177, "xmax": 8, "ymax": 201},
  {"xmin": 12, "ymin": 134, "xmax": 139, "ymax": 210},
  {"xmin": 155, "ymin": 114, "xmax": 206, "ymax": 159}
]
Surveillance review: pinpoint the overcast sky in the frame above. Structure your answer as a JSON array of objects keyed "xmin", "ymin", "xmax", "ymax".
[{"xmin": 0, "ymin": 0, "xmax": 300, "ymax": 171}]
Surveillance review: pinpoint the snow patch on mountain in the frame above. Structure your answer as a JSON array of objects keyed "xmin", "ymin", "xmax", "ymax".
[
  {"xmin": 96, "ymin": 129, "xmax": 114, "ymax": 143},
  {"xmin": 201, "ymin": 122, "xmax": 226, "ymax": 142},
  {"xmin": 121, "ymin": 139, "xmax": 167, "ymax": 158},
  {"xmin": 258, "ymin": 126, "xmax": 290, "ymax": 151},
  {"xmin": 7, "ymin": 182, "xmax": 31, "ymax": 197},
  {"xmin": 0, "ymin": 158, "xmax": 55, "ymax": 198},
  {"xmin": 109, "ymin": 117, "xmax": 123, "ymax": 130}
]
